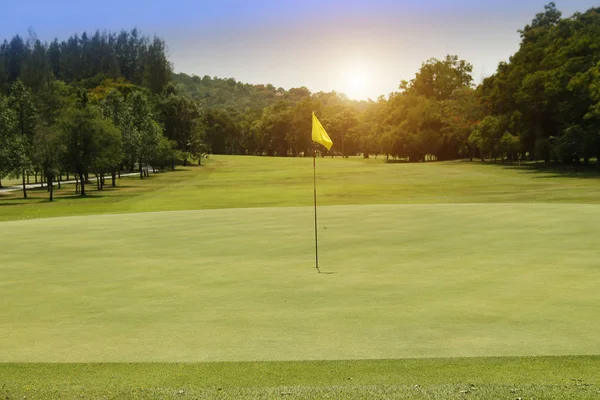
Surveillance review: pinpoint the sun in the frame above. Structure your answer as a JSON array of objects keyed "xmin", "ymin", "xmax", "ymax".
[{"xmin": 341, "ymin": 66, "xmax": 371, "ymax": 100}]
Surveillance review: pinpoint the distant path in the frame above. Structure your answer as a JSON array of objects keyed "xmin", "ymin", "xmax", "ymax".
[{"xmin": 0, "ymin": 172, "xmax": 146, "ymax": 194}]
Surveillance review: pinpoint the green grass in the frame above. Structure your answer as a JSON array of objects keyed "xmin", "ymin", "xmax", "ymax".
[
  {"xmin": 2, "ymin": 357, "xmax": 600, "ymax": 399},
  {"xmin": 2, "ymin": 204, "xmax": 600, "ymax": 362},
  {"xmin": 2, "ymin": 155, "xmax": 600, "ymax": 398},
  {"xmin": 3, "ymin": 156, "xmax": 600, "ymax": 222}
]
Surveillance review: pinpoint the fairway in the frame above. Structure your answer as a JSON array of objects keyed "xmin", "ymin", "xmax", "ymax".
[
  {"xmin": 3, "ymin": 156, "xmax": 600, "ymax": 398},
  {"xmin": 2, "ymin": 202, "xmax": 600, "ymax": 362},
  {"xmin": 4, "ymin": 156, "xmax": 600, "ymax": 222}
]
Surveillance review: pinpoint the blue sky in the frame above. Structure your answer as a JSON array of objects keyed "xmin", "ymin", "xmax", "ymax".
[{"xmin": 2, "ymin": 0, "xmax": 598, "ymax": 99}]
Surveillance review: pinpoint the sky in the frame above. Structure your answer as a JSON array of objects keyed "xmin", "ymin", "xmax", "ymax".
[{"xmin": 2, "ymin": 0, "xmax": 599, "ymax": 100}]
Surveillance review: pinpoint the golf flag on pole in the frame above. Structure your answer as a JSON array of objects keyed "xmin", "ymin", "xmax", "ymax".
[
  {"xmin": 311, "ymin": 112, "xmax": 332, "ymax": 274},
  {"xmin": 312, "ymin": 112, "xmax": 333, "ymax": 150}
]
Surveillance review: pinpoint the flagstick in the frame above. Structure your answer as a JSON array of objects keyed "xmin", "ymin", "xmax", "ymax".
[{"xmin": 312, "ymin": 143, "xmax": 321, "ymax": 274}]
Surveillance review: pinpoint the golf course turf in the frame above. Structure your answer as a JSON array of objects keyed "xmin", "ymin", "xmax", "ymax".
[{"xmin": 1, "ymin": 156, "xmax": 600, "ymax": 398}]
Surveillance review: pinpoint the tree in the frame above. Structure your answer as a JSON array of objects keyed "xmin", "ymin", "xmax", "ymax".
[
  {"xmin": 91, "ymin": 119, "xmax": 122, "ymax": 189},
  {"xmin": 21, "ymin": 39, "xmax": 51, "ymax": 93},
  {"xmin": 499, "ymin": 132, "xmax": 521, "ymax": 163},
  {"xmin": 441, "ymin": 88, "xmax": 482, "ymax": 160},
  {"xmin": 148, "ymin": 136, "xmax": 177, "ymax": 171},
  {"xmin": 99, "ymin": 88, "xmax": 135, "ymax": 174},
  {"xmin": 479, "ymin": 3, "xmax": 600, "ymax": 162},
  {"xmin": 8, "ymin": 80, "xmax": 37, "ymax": 197},
  {"xmin": 402, "ymin": 55, "xmax": 473, "ymax": 101},
  {"xmin": 31, "ymin": 125, "xmax": 63, "ymax": 200},
  {"xmin": 142, "ymin": 37, "xmax": 172, "ymax": 94},
  {"xmin": 469, "ymin": 116, "xmax": 505, "ymax": 161},
  {"xmin": 129, "ymin": 91, "xmax": 161, "ymax": 177},
  {"xmin": 59, "ymin": 105, "xmax": 119, "ymax": 196},
  {"xmin": 0, "ymin": 94, "xmax": 17, "ymax": 187},
  {"xmin": 159, "ymin": 90, "xmax": 204, "ymax": 162},
  {"xmin": 6, "ymin": 35, "xmax": 27, "ymax": 85}
]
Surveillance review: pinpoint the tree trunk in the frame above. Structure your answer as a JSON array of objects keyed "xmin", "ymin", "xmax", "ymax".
[
  {"xmin": 66, "ymin": 172, "xmax": 69, "ymax": 180},
  {"xmin": 34, "ymin": 172, "xmax": 38, "ymax": 184},
  {"xmin": 22, "ymin": 171, "xmax": 27, "ymax": 199},
  {"xmin": 79, "ymin": 174, "xmax": 86, "ymax": 196},
  {"xmin": 49, "ymin": 176, "xmax": 53, "ymax": 202},
  {"xmin": 112, "ymin": 169, "xmax": 117, "ymax": 187},
  {"xmin": 139, "ymin": 161, "xmax": 144, "ymax": 179},
  {"xmin": 0, "ymin": 177, "xmax": 2, "ymax": 188}
]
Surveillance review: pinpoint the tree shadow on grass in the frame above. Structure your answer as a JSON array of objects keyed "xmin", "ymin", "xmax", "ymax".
[
  {"xmin": 472, "ymin": 161, "xmax": 600, "ymax": 180},
  {"xmin": 55, "ymin": 193, "xmax": 109, "ymax": 200},
  {"xmin": 0, "ymin": 193, "xmax": 109, "ymax": 206}
]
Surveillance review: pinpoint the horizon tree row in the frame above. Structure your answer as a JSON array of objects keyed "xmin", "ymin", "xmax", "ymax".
[
  {"xmin": 0, "ymin": 79, "xmax": 188, "ymax": 199},
  {"xmin": 175, "ymin": 3, "xmax": 600, "ymax": 167},
  {"xmin": 3, "ymin": 1, "xmax": 600, "ymax": 194}
]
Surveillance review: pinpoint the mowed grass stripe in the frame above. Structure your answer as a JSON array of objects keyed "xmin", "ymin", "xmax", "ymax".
[{"xmin": 1, "ymin": 204, "xmax": 599, "ymax": 362}]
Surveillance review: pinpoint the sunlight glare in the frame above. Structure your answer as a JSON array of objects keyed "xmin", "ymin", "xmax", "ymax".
[{"xmin": 341, "ymin": 65, "xmax": 371, "ymax": 100}]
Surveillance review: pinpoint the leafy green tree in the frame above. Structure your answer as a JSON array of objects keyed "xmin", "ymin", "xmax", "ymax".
[
  {"xmin": 479, "ymin": 3, "xmax": 600, "ymax": 163},
  {"xmin": 31, "ymin": 125, "xmax": 63, "ymax": 200},
  {"xmin": 441, "ymin": 87, "xmax": 482, "ymax": 160},
  {"xmin": 59, "ymin": 105, "xmax": 119, "ymax": 196},
  {"xmin": 499, "ymin": 132, "xmax": 521, "ymax": 163},
  {"xmin": 402, "ymin": 55, "xmax": 473, "ymax": 101},
  {"xmin": 91, "ymin": 119, "xmax": 122, "ymax": 189},
  {"xmin": 159, "ymin": 90, "xmax": 204, "ymax": 162},
  {"xmin": 8, "ymin": 80, "xmax": 37, "ymax": 197},
  {"xmin": 128, "ymin": 91, "xmax": 154, "ymax": 177},
  {"xmin": 149, "ymin": 136, "xmax": 177, "ymax": 170},
  {"xmin": 469, "ymin": 116, "xmax": 505, "ymax": 161},
  {"xmin": 0, "ymin": 95, "xmax": 17, "ymax": 187}
]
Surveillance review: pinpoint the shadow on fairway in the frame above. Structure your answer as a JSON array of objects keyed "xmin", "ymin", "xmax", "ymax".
[
  {"xmin": 0, "ymin": 193, "xmax": 110, "ymax": 205},
  {"xmin": 473, "ymin": 160, "xmax": 600, "ymax": 180}
]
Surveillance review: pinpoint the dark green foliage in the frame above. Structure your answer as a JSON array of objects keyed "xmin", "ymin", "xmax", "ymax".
[
  {"xmin": 59, "ymin": 105, "xmax": 121, "ymax": 196},
  {"xmin": 2, "ymin": 2, "xmax": 600, "ymax": 180},
  {"xmin": 0, "ymin": 29, "xmax": 172, "ymax": 94},
  {"xmin": 158, "ymin": 87, "xmax": 204, "ymax": 161},
  {"xmin": 173, "ymin": 73, "xmax": 283, "ymax": 111},
  {"xmin": 480, "ymin": 3, "xmax": 600, "ymax": 164}
]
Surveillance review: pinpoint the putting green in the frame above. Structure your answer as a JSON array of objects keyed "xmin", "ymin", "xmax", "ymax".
[{"xmin": 1, "ymin": 203, "xmax": 599, "ymax": 362}]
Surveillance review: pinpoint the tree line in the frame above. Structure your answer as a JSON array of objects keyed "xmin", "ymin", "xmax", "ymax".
[
  {"xmin": 2, "ymin": 3, "xmax": 600, "ymax": 203},
  {"xmin": 174, "ymin": 3, "xmax": 600, "ymax": 166},
  {"xmin": 0, "ymin": 29, "xmax": 208, "ymax": 200}
]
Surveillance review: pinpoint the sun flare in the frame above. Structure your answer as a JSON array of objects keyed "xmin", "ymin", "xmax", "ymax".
[{"xmin": 341, "ymin": 66, "xmax": 371, "ymax": 100}]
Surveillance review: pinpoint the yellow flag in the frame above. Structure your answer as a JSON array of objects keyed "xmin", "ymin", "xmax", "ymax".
[{"xmin": 312, "ymin": 112, "xmax": 333, "ymax": 150}]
